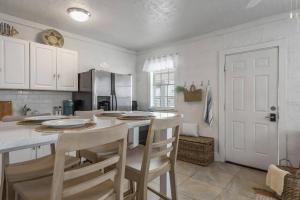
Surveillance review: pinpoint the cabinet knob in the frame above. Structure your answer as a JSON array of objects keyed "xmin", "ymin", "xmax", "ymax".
[
  {"xmin": 57, "ymin": 74, "xmax": 60, "ymax": 79},
  {"xmin": 53, "ymin": 74, "xmax": 56, "ymax": 78}
]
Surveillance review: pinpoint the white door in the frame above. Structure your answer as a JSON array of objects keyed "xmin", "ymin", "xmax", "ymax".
[
  {"xmin": 0, "ymin": 36, "xmax": 29, "ymax": 89},
  {"xmin": 225, "ymin": 47, "xmax": 279, "ymax": 170},
  {"xmin": 30, "ymin": 42, "xmax": 57, "ymax": 90},
  {"xmin": 56, "ymin": 48, "xmax": 78, "ymax": 91}
]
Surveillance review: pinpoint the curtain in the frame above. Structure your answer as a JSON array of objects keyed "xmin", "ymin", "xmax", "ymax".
[{"xmin": 143, "ymin": 54, "xmax": 178, "ymax": 72}]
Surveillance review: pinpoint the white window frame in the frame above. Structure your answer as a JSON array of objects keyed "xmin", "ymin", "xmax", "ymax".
[{"xmin": 149, "ymin": 69, "xmax": 176, "ymax": 110}]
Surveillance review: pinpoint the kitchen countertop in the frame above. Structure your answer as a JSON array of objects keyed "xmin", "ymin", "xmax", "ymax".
[{"xmin": 0, "ymin": 112, "xmax": 176, "ymax": 153}]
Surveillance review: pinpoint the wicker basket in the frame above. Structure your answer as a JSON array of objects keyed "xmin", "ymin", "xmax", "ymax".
[
  {"xmin": 254, "ymin": 159, "xmax": 300, "ymax": 200},
  {"xmin": 279, "ymin": 159, "xmax": 300, "ymax": 200},
  {"xmin": 177, "ymin": 135, "xmax": 214, "ymax": 166},
  {"xmin": 183, "ymin": 85, "xmax": 202, "ymax": 102}
]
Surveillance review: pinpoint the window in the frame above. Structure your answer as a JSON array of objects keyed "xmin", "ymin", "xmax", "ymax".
[{"xmin": 150, "ymin": 69, "xmax": 175, "ymax": 108}]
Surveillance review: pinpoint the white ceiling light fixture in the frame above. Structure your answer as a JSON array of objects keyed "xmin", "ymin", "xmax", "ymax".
[
  {"xmin": 67, "ymin": 7, "xmax": 91, "ymax": 22},
  {"xmin": 290, "ymin": 0, "xmax": 299, "ymax": 19}
]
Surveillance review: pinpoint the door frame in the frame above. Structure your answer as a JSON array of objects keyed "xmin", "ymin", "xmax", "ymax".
[{"xmin": 218, "ymin": 39, "xmax": 288, "ymax": 163}]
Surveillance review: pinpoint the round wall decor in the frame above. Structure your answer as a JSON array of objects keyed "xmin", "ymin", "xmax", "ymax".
[{"xmin": 41, "ymin": 29, "xmax": 64, "ymax": 47}]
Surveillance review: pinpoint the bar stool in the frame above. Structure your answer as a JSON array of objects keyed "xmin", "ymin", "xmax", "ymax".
[
  {"xmin": 13, "ymin": 123, "xmax": 128, "ymax": 200},
  {"xmin": 74, "ymin": 110, "xmax": 119, "ymax": 164},
  {"xmin": 125, "ymin": 115, "xmax": 182, "ymax": 200},
  {"xmin": 2, "ymin": 116, "xmax": 80, "ymax": 200}
]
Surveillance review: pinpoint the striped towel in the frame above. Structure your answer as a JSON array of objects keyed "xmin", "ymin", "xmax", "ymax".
[{"xmin": 203, "ymin": 85, "xmax": 214, "ymax": 127}]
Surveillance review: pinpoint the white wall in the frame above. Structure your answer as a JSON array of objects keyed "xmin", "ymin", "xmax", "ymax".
[
  {"xmin": 136, "ymin": 13, "xmax": 300, "ymax": 165},
  {"xmin": 0, "ymin": 12, "xmax": 137, "ymax": 99}
]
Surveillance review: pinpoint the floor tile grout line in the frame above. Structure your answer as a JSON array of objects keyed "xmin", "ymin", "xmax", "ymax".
[{"xmin": 213, "ymin": 170, "xmax": 240, "ymax": 200}]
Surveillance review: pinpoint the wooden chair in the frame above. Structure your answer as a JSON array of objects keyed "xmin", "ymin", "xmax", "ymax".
[
  {"xmin": 74, "ymin": 110, "xmax": 119, "ymax": 164},
  {"xmin": 125, "ymin": 115, "xmax": 182, "ymax": 200},
  {"xmin": 2, "ymin": 115, "xmax": 80, "ymax": 200},
  {"xmin": 13, "ymin": 123, "xmax": 128, "ymax": 200}
]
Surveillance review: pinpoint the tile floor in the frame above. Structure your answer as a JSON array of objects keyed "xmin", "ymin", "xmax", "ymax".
[{"xmin": 148, "ymin": 161, "xmax": 268, "ymax": 200}]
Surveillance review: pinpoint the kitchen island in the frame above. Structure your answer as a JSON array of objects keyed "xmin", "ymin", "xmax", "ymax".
[{"xmin": 0, "ymin": 112, "xmax": 176, "ymax": 200}]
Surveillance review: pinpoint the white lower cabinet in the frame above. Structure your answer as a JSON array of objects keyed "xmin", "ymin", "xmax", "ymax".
[
  {"xmin": 9, "ymin": 145, "xmax": 52, "ymax": 164},
  {"xmin": 36, "ymin": 145, "xmax": 52, "ymax": 158},
  {"xmin": 9, "ymin": 148, "xmax": 36, "ymax": 164}
]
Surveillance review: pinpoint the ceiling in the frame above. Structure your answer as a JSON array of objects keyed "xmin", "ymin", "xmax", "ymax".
[{"xmin": 0, "ymin": 0, "xmax": 292, "ymax": 51}]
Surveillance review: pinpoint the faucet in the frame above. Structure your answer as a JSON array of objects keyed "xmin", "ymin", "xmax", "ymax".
[{"xmin": 22, "ymin": 104, "xmax": 31, "ymax": 116}]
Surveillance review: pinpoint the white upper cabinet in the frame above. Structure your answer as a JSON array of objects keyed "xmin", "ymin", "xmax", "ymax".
[
  {"xmin": 57, "ymin": 48, "xmax": 78, "ymax": 91},
  {"xmin": 30, "ymin": 42, "xmax": 78, "ymax": 91},
  {"xmin": 30, "ymin": 42, "xmax": 57, "ymax": 90},
  {"xmin": 0, "ymin": 36, "xmax": 29, "ymax": 89}
]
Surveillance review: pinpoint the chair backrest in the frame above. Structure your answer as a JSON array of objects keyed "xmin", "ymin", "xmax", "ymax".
[
  {"xmin": 50, "ymin": 123, "xmax": 128, "ymax": 200},
  {"xmin": 74, "ymin": 109, "xmax": 104, "ymax": 119},
  {"xmin": 141, "ymin": 115, "xmax": 182, "ymax": 180}
]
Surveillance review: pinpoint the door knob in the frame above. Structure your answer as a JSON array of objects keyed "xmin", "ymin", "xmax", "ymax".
[{"xmin": 265, "ymin": 113, "xmax": 276, "ymax": 122}]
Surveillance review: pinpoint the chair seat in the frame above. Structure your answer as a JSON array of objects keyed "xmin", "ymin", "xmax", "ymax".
[
  {"xmin": 6, "ymin": 155, "xmax": 80, "ymax": 183},
  {"xmin": 14, "ymin": 171, "xmax": 115, "ymax": 200},
  {"xmin": 125, "ymin": 145, "xmax": 170, "ymax": 182},
  {"xmin": 79, "ymin": 143, "xmax": 118, "ymax": 163}
]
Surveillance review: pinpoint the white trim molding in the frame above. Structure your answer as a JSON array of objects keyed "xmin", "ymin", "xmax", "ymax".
[
  {"xmin": 0, "ymin": 12, "xmax": 136, "ymax": 55},
  {"xmin": 218, "ymin": 39, "xmax": 288, "ymax": 163}
]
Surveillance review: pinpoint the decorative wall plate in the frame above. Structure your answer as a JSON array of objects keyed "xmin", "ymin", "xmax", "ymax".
[{"xmin": 41, "ymin": 29, "xmax": 64, "ymax": 47}]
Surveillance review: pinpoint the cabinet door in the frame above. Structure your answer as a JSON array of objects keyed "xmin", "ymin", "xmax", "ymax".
[
  {"xmin": 57, "ymin": 48, "xmax": 78, "ymax": 91},
  {"xmin": 9, "ymin": 148, "xmax": 36, "ymax": 164},
  {"xmin": 36, "ymin": 145, "xmax": 51, "ymax": 158},
  {"xmin": 0, "ymin": 36, "xmax": 29, "ymax": 89},
  {"xmin": 30, "ymin": 42, "xmax": 57, "ymax": 90}
]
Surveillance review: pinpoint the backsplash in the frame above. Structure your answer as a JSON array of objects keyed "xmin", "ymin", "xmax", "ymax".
[{"xmin": 0, "ymin": 90, "xmax": 72, "ymax": 115}]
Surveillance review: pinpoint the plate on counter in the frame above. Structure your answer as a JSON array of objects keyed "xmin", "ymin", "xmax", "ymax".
[
  {"xmin": 97, "ymin": 111, "xmax": 127, "ymax": 117},
  {"xmin": 42, "ymin": 119, "xmax": 90, "ymax": 129},
  {"xmin": 121, "ymin": 111, "xmax": 154, "ymax": 117},
  {"xmin": 24, "ymin": 115, "xmax": 67, "ymax": 122}
]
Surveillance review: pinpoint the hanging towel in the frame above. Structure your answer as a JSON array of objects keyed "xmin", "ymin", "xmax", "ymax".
[
  {"xmin": 266, "ymin": 164, "xmax": 290, "ymax": 196},
  {"xmin": 203, "ymin": 85, "xmax": 214, "ymax": 127}
]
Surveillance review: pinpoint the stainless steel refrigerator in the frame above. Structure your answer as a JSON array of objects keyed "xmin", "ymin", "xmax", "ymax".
[{"xmin": 72, "ymin": 69, "xmax": 132, "ymax": 111}]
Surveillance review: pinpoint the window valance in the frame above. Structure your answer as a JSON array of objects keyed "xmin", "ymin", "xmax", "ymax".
[{"xmin": 143, "ymin": 54, "xmax": 178, "ymax": 72}]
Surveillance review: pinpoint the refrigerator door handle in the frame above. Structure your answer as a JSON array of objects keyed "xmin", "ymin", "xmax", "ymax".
[
  {"xmin": 114, "ymin": 94, "xmax": 118, "ymax": 111},
  {"xmin": 111, "ymin": 95, "xmax": 114, "ymax": 111}
]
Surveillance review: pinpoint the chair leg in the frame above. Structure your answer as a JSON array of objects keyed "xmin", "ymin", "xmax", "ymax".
[
  {"xmin": 6, "ymin": 180, "xmax": 15, "ymax": 200},
  {"xmin": 15, "ymin": 192, "xmax": 20, "ymax": 200},
  {"xmin": 129, "ymin": 180, "xmax": 135, "ymax": 195},
  {"xmin": 1, "ymin": 172, "xmax": 6, "ymax": 200},
  {"xmin": 169, "ymin": 168, "xmax": 178, "ymax": 200},
  {"xmin": 50, "ymin": 143, "xmax": 55, "ymax": 155},
  {"xmin": 137, "ymin": 182, "xmax": 147, "ymax": 200},
  {"xmin": 124, "ymin": 181, "xmax": 136, "ymax": 200}
]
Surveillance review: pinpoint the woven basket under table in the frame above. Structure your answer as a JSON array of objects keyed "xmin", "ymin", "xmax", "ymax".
[
  {"xmin": 254, "ymin": 159, "xmax": 300, "ymax": 200},
  {"xmin": 177, "ymin": 135, "xmax": 214, "ymax": 166}
]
